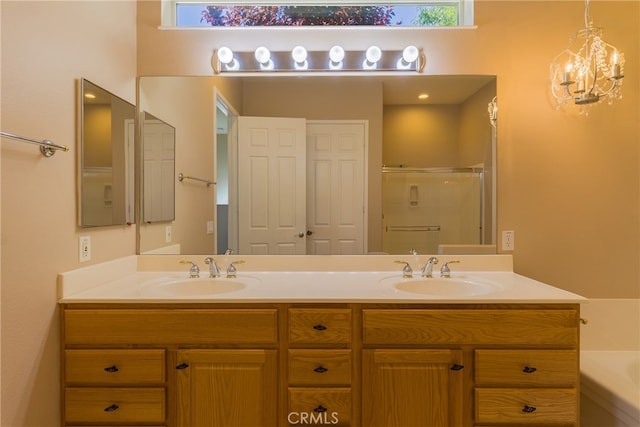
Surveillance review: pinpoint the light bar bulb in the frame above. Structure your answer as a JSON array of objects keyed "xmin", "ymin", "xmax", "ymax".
[
  {"xmin": 366, "ymin": 46, "xmax": 382, "ymax": 63},
  {"xmin": 291, "ymin": 45, "xmax": 308, "ymax": 70},
  {"xmin": 363, "ymin": 45, "xmax": 381, "ymax": 69},
  {"xmin": 218, "ymin": 47, "xmax": 234, "ymax": 64},
  {"xmin": 254, "ymin": 46, "xmax": 273, "ymax": 69},
  {"xmin": 329, "ymin": 45, "xmax": 345, "ymax": 70},
  {"xmin": 402, "ymin": 45, "xmax": 419, "ymax": 63}
]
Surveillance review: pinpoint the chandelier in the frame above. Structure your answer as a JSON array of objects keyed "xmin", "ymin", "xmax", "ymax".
[{"xmin": 550, "ymin": 0, "xmax": 624, "ymax": 112}]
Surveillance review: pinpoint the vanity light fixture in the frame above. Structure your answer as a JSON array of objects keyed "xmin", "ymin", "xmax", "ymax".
[
  {"xmin": 211, "ymin": 45, "xmax": 425, "ymax": 74},
  {"xmin": 254, "ymin": 46, "xmax": 274, "ymax": 70},
  {"xmin": 328, "ymin": 45, "xmax": 345, "ymax": 70},
  {"xmin": 550, "ymin": 0, "xmax": 625, "ymax": 113},
  {"xmin": 397, "ymin": 45, "xmax": 419, "ymax": 70},
  {"xmin": 488, "ymin": 96, "xmax": 498, "ymax": 128},
  {"xmin": 217, "ymin": 46, "xmax": 239, "ymax": 71},
  {"xmin": 363, "ymin": 45, "xmax": 382, "ymax": 69},
  {"xmin": 291, "ymin": 45, "xmax": 308, "ymax": 70}
]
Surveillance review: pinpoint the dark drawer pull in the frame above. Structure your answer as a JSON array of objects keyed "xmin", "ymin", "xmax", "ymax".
[
  {"xmin": 314, "ymin": 405, "xmax": 328, "ymax": 413},
  {"xmin": 450, "ymin": 364, "xmax": 464, "ymax": 371},
  {"xmin": 314, "ymin": 366, "xmax": 328, "ymax": 373},
  {"xmin": 104, "ymin": 365, "xmax": 119, "ymax": 373},
  {"xmin": 522, "ymin": 405, "xmax": 537, "ymax": 413},
  {"xmin": 522, "ymin": 366, "xmax": 537, "ymax": 373},
  {"xmin": 104, "ymin": 404, "xmax": 119, "ymax": 412},
  {"xmin": 176, "ymin": 362, "xmax": 190, "ymax": 370},
  {"xmin": 312, "ymin": 324, "xmax": 327, "ymax": 331}
]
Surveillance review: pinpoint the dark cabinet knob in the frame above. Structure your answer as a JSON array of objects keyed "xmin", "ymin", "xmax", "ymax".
[
  {"xmin": 176, "ymin": 362, "xmax": 189, "ymax": 370},
  {"xmin": 522, "ymin": 366, "xmax": 537, "ymax": 373},
  {"xmin": 314, "ymin": 366, "xmax": 328, "ymax": 373},
  {"xmin": 522, "ymin": 405, "xmax": 537, "ymax": 413},
  {"xmin": 104, "ymin": 365, "xmax": 119, "ymax": 373},
  {"xmin": 312, "ymin": 324, "xmax": 327, "ymax": 331},
  {"xmin": 313, "ymin": 405, "xmax": 328, "ymax": 413},
  {"xmin": 104, "ymin": 404, "xmax": 119, "ymax": 412},
  {"xmin": 450, "ymin": 364, "xmax": 464, "ymax": 371}
]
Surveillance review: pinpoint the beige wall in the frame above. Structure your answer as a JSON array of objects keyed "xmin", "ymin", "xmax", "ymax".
[
  {"xmin": 0, "ymin": 0, "xmax": 637, "ymax": 425},
  {"xmin": 1, "ymin": 1, "xmax": 137, "ymax": 425}
]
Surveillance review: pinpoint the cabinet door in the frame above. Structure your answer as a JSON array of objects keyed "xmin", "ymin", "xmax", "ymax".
[
  {"xmin": 175, "ymin": 349, "xmax": 277, "ymax": 427},
  {"xmin": 362, "ymin": 349, "xmax": 464, "ymax": 427}
]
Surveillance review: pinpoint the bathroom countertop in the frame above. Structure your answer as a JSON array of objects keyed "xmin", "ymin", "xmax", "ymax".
[{"xmin": 57, "ymin": 255, "xmax": 587, "ymax": 304}]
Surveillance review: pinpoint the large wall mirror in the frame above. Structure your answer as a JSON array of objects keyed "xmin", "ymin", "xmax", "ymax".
[
  {"xmin": 78, "ymin": 79, "xmax": 135, "ymax": 227},
  {"xmin": 138, "ymin": 74, "xmax": 496, "ymax": 255}
]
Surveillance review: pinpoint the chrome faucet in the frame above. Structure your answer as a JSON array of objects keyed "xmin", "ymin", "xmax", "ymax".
[
  {"xmin": 421, "ymin": 257, "xmax": 439, "ymax": 278},
  {"xmin": 180, "ymin": 260, "xmax": 200, "ymax": 278},
  {"xmin": 440, "ymin": 260, "xmax": 460, "ymax": 278},
  {"xmin": 394, "ymin": 260, "xmax": 413, "ymax": 278},
  {"xmin": 204, "ymin": 257, "xmax": 221, "ymax": 278},
  {"xmin": 226, "ymin": 260, "xmax": 245, "ymax": 278}
]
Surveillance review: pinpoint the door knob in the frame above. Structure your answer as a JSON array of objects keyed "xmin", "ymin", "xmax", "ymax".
[
  {"xmin": 306, "ymin": 230, "xmax": 313, "ymax": 235},
  {"xmin": 296, "ymin": 232, "xmax": 305, "ymax": 238}
]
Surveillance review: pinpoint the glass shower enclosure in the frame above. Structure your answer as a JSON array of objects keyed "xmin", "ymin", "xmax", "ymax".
[{"xmin": 382, "ymin": 167, "xmax": 484, "ymax": 254}]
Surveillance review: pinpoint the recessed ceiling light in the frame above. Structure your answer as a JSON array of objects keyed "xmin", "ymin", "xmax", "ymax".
[{"xmin": 418, "ymin": 93, "xmax": 429, "ymax": 100}]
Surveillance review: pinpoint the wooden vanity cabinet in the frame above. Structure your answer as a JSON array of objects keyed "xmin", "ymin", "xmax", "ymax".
[
  {"xmin": 61, "ymin": 303, "xmax": 580, "ymax": 427},
  {"xmin": 361, "ymin": 306, "xmax": 580, "ymax": 427},
  {"xmin": 61, "ymin": 305, "xmax": 279, "ymax": 427},
  {"xmin": 287, "ymin": 308, "xmax": 354, "ymax": 426}
]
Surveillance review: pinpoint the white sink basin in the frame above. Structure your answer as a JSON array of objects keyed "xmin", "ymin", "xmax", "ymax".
[
  {"xmin": 381, "ymin": 275, "xmax": 503, "ymax": 297},
  {"xmin": 138, "ymin": 275, "xmax": 258, "ymax": 297}
]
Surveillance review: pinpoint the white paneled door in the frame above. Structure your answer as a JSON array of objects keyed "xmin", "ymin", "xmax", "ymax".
[
  {"xmin": 238, "ymin": 116, "xmax": 307, "ymax": 254},
  {"xmin": 237, "ymin": 118, "xmax": 366, "ymax": 255},
  {"xmin": 306, "ymin": 121, "xmax": 366, "ymax": 255}
]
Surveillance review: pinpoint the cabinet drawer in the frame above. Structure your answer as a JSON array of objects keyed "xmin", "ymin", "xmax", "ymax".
[
  {"xmin": 64, "ymin": 308, "xmax": 277, "ymax": 345},
  {"xmin": 289, "ymin": 350, "xmax": 351, "ymax": 386},
  {"xmin": 363, "ymin": 309, "xmax": 578, "ymax": 345},
  {"xmin": 475, "ymin": 388, "xmax": 577, "ymax": 424},
  {"xmin": 289, "ymin": 309, "xmax": 351, "ymax": 344},
  {"xmin": 65, "ymin": 387, "xmax": 165, "ymax": 424},
  {"xmin": 65, "ymin": 349, "xmax": 165, "ymax": 385},
  {"xmin": 475, "ymin": 349, "xmax": 577, "ymax": 386},
  {"xmin": 288, "ymin": 387, "xmax": 351, "ymax": 426}
]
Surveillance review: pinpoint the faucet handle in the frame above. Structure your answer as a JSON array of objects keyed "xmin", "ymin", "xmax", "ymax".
[
  {"xmin": 179, "ymin": 259, "xmax": 200, "ymax": 278},
  {"xmin": 440, "ymin": 260, "xmax": 460, "ymax": 278},
  {"xmin": 226, "ymin": 260, "xmax": 245, "ymax": 278},
  {"xmin": 394, "ymin": 260, "xmax": 413, "ymax": 278}
]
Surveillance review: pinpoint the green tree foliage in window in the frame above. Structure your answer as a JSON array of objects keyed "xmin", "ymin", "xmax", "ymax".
[
  {"xmin": 414, "ymin": 5, "xmax": 458, "ymax": 26},
  {"xmin": 201, "ymin": 5, "xmax": 396, "ymax": 26}
]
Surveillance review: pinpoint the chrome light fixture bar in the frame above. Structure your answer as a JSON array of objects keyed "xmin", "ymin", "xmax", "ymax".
[
  {"xmin": 550, "ymin": 0, "xmax": 625, "ymax": 112},
  {"xmin": 212, "ymin": 45, "xmax": 425, "ymax": 74}
]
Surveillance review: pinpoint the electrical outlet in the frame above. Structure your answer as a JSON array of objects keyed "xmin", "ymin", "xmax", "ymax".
[
  {"xmin": 79, "ymin": 236, "xmax": 91, "ymax": 262},
  {"xmin": 165, "ymin": 226, "xmax": 172, "ymax": 243},
  {"xmin": 502, "ymin": 230, "xmax": 515, "ymax": 251},
  {"xmin": 206, "ymin": 221, "xmax": 214, "ymax": 234}
]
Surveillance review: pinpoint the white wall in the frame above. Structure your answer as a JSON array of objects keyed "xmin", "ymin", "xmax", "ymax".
[{"xmin": 0, "ymin": 2, "xmax": 137, "ymax": 425}]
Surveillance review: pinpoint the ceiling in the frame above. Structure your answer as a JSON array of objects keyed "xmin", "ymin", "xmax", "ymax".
[{"xmin": 239, "ymin": 74, "xmax": 495, "ymax": 105}]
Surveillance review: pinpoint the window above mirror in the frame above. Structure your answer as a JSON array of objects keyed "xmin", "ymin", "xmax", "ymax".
[{"xmin": 162, "ymin": 0, "xmax": 474, "ymax": 27}]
